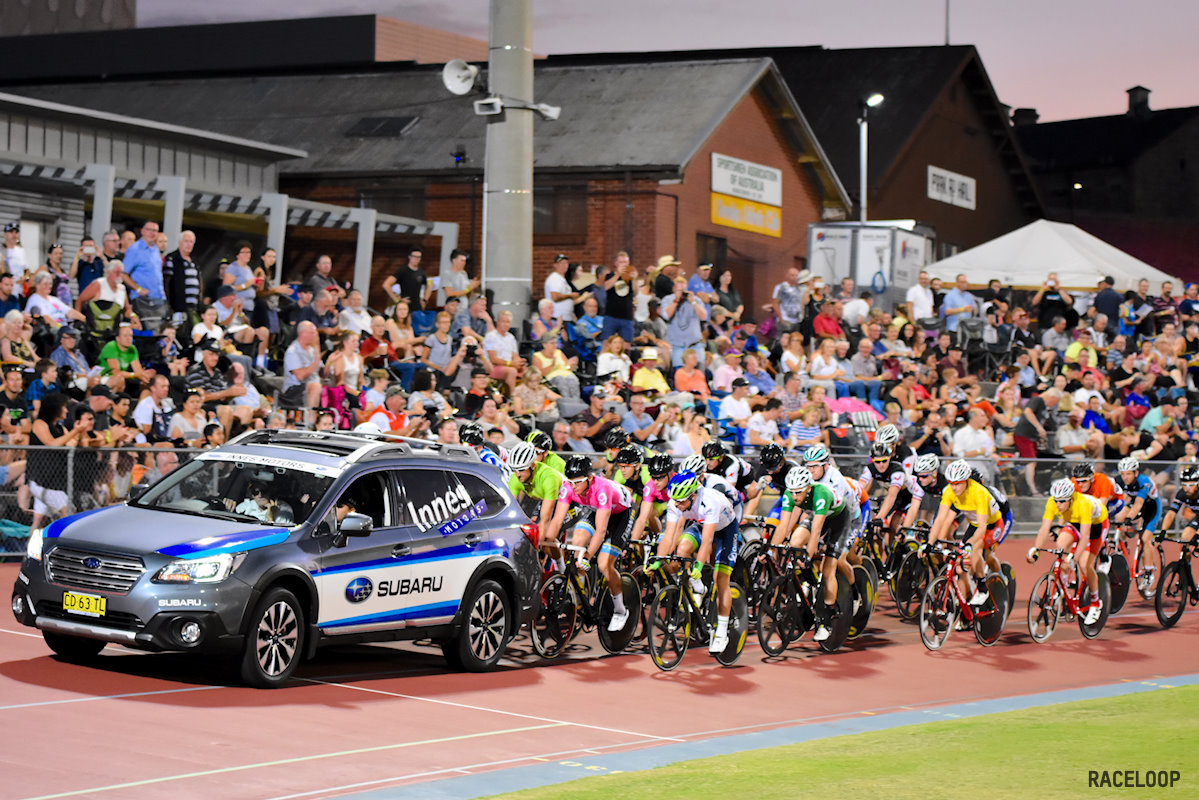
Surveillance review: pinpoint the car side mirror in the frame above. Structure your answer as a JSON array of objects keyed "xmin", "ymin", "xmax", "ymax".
[
  {"xmin": 339, "ymin": 512, "xmax": 373, "ymax": 537},
  {"xmin": 128, "ymin": 482, "xmax": 150, "ymax": 502}
]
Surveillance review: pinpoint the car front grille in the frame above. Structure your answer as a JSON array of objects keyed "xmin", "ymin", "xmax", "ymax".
[{"xmin": 46, "ymin": 547, "xmax": 146, "ymax": 594}]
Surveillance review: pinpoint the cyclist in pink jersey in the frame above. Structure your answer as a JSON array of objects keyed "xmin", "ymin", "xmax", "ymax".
[
  {"xmin": 543, "ymin": 454, "xmax": 637, "ymax": 631},
  {"xmin": 631, "ymin": 453, "xmax": 674, "ymax": 543}
]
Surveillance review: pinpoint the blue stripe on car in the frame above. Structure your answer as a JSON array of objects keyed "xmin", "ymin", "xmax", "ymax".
[
  {"xmin": 44, "ymin": 506, "xmax": 114, "ymax": 538},
  {"xmin": 311, "ymin": 542, "xmax": 508, "ymax": 577},
  {"xmin": 321, "ymin": 600, "xmax": 461, "ymax": 628},
  {"xmin": 157, "ymin": 529, "xmax": 290, "ymax": 559}
]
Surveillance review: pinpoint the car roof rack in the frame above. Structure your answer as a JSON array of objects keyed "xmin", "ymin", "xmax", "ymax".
[{"xmin": 224, "ymin": 428, "xmax": 481, "ymax": 465}]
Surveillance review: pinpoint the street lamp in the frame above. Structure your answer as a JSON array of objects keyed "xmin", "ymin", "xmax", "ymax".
[{"xmin": 858, "ymin": 93, "xmax": 885, "ymax": 223}]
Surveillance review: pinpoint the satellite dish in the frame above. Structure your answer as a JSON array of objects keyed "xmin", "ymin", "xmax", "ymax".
[{"xmin": 442, "ymin": 60, "xmax": 480, "ymax": 96}]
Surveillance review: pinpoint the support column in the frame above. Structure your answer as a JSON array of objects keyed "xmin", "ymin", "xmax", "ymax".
[
  {"xmin": 83, "ymin": 163, "xmax": 115, "ymax": 245},
  {"xmin": 260, "ymin": 192, "xmax": 289, "ymax": 284},
  {"xmin": 483, "ymin": 0, "xmax": 533, "ymax": 324},
  {"xmin": 346, "ymin": 207, "xmax": 378, "ymax": 297},
  {"xmin": 154, "ymin": 175, "xmax": 186, "ymax": 251},
  {"xmin": 431, "ymin": 221, "xmax": 460, "ymax": 279}
]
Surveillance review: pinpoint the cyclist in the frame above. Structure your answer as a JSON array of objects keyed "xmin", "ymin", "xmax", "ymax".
[
  {"xmin": 780, "ymin": 465, "xmax": 852, "ymax": 642},
  {"xmin": 460, "ymin": 421, "xmax": 507, "ymax": 472},
  {"xmin": 750, "ymin": 443, "xmax": 797, "ymax": 527},
  {"xmin": 901, "ymin": 453, "xmax": 946, "ymax": 530},
  {"xmin": 507, "ymin": 442, "xmax": 564, "ymax": 530},
  {"xmin": 542, "ymin": 454, "xmax": 637, "ymax": 631},
  {"xmin": 630, "ymin": 453, "xmax": 674, "ymax": 542},
  {"xmin": 1029, "ymin": 477, "xmax": 1107, "ymax": 625},
  {"xmin": 601, "ymin": 427, "xmax": 638, "ymax": 477},
  {"xmin": 1159, "ymin": 464, "xmax": 1199, "ymax": 534},
  {"xmin": 1113, "ymin": 456, "xmax": 1162, "ymax": 584},
  {"xmin": 860, "ymin": 441, "xmax": 915, "ymax": 543},
  {"xmin": 702, "ymin": 439, "xmax": 759, "ymax": 506},
  {"xmin": 929, "ymin": 459, "xmax": 1006, "ymax": 607},
  {"xmin": 801, "ymin": 445, "xmax": 869, "ymax": 592},
  {"xmin": 663, "ymin": 471, "xmax": 741, "ymax": 653},
  {"xmin": 874, "ymin": 423, "xmax": 916, "ymax": 473},
  {"xmin": 1071, "ymin": 462, "xmax": 1124, "ymax": 517},
  {"xmin": 613, "ymin": 444, "xmax": 648, "ymax": 498},
  {"xmin": 527, "ymin": 429, "xmax": 567, "ymax": 475}
]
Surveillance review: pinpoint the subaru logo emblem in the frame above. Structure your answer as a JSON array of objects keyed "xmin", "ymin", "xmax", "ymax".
[
  {"xmin": 82, "ymin": 557, "xmax": 101, "ymax": 569},
  {"xmin": 345, "ymin": 577, "xmax": 373, "ymax": 603}
]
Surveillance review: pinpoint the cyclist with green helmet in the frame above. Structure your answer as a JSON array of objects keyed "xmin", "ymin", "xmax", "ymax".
[
  {"xmin": 664, "ymin": 470, "xmax": 741, "ymax": 653},
  {"xmin": 779, "ymin": 465, "xmax": 852, "ymax": 642},
  {"xmin": 507, "ymin": 441, "xmax": 565, "ymax": 531}
]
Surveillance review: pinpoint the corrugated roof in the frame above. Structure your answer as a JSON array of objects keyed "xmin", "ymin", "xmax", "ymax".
[{"xmin": 7, "ymin": 60, "xmax": 774, "ymax": 175}]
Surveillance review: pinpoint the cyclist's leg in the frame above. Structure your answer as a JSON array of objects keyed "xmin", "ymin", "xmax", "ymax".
[
  {"xmin": 599, "ymin": 510, "xmax": 634, "ymax": 627},
  {"xmin": 819, "ymin": 513, "xmax": 852, "ymax": 607},
  {"xmin": 712, "ymin": 521, "xmax": 738, "ymax": 617},
  {"xmin": 1142, "ymin": 506, "xmax": 1162, "ymax": 573}
]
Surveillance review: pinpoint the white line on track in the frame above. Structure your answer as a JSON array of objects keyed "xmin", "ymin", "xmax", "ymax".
[
  {"xmin": 0, "ymin": 626, "xmax": 43, "ymax": 639},
  {"xmin": 18, "ymin": 723, "xmax": 564, "ymax": 800},
  {"xmin": 299, "ymin": 677, "xmax": 685, "ymax": 743},
  {"xmin": 0, "ymin": 685, "xmax": 222, "ymax": 711}
]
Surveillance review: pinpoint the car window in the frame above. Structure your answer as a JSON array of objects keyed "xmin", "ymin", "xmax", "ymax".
[
  {"xmin": 448, "ymin": 471, "xmax": 506, "ymax": 519},
  {"xmin": 333, "ymin": 471, "xmax": 392, "ymax": 529},
  {"xmin": 394, "ymin": 469, "xmax": 453, "ymax": 528}
]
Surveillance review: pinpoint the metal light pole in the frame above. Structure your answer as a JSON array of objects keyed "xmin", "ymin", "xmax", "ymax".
[{"xmin": 858, "ymin": 93, "xmax": 885, "ymax": 223}]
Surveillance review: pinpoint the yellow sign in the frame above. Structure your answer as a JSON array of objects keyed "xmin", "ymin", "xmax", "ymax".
[{"xmin": 710, "ymin": 192, "xmax": 781, "ymax": 238}]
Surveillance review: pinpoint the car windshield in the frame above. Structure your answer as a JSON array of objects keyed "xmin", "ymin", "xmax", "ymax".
[{"xmin": 132, "ymin": 455, "xmax": 336, "ymax": 526}]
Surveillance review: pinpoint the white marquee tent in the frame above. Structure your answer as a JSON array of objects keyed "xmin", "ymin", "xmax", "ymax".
[{"xmin": 926, "ymin": 219, "xmax": 1179, "ymax": 291}]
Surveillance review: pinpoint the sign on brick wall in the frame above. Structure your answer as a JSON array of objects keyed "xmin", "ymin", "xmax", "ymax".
[
  {"xmin": 711, "ymin": 153, "xmax": 782, "ymax": 207},
  {"xmin": 927, "ymin": 165, "xmax": 976, "ymax": 210}
]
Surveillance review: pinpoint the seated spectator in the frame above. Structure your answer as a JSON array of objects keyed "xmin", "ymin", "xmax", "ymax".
[
  {"xmin": 483, "ymin": 309, "xmax": 524, "ymax": 391},
  {"xmin": 213, "ymin": 286, "xmax": 270, "ymax": 370},
  {"xmin": 280, "ymin": 321, "xmax": 323, "ymax": 410},
  {"xmin": 710, "ymin": 350, "xmax": 743, "ymax": 393},
  {"xmin": 512, "ymin": 367, "xmax": 560, "ymax": 426},
  {"xmin": 952, "ymin": 407, "xmax": 999, "ymax": 482},
  {"xmin": 97, "ymin": 322, "xmax": 153, "ymax": 396},
  {"xmin": 848, "ymin": 337, "xmax": 885, "ymax": 412},
  {"xmin": 24, "ymin": 358, "xmax": 58, "ymax": 416},
  {"xmin": 25, "ymin": 271, "xmax": 85, "ymax": 329},
  {"xmin": 530, "ymin": 298, "xmax": 563, "ymax": 345},
  {"xmin": 49, "ymin": 327, "xmax": 91, "ymax": 391},
  {"xmin": 809, "ymin": 337, "xmax": 847, "ymax": 397},
  {"xmin": 339, "ymin": 289, "xmax": 373, "ymax": 336},
  {"xmin": 669, "ymin": 404, "xmax": 710, "ymax": 457},
  {"xmin": 132, "ymin": 373, "xmax": 175, "ymax": 443},
  {"xmin": 167, "ymin": 389, "xmax": 210, "ymax": 443},
  {"xmin": 787, "ymin": 404, "xmax": 827, "ymax": 454},
  {"xmin": 811, "ymin": 300, "xmax": 844, "ymax": 339},
  {"xmin": 717, "ymin": 377, "xmax": 752, "ymax": 429},
  {"xmin": 742, "ymin": 353, "xmax": 775, "ymax": 397},
  {"xmin": 532, "ymin": 335, "xmax": 579, "ymax": 398},
  {"xmin": 297, "ymin": 289, "xmax": 340, "ymax": 348},
  {"xmin": 186, "ymin": 339, "xmax": 251, "ymax": 433},
  {"xmin": 596, "ymin": 335, "xmax": 633, "ymax": 382},
  {"xmin": 576, "ymin": 295, "xmax": 604, "ymax": 340},
  {"xmin": 746, "ymin": 397, "xmax": 785, "ymax": 451},
  {"xmin": 565, "ymin": 415, "xmax": 597, "ymax": 452},
  {"xmin": 631, "ymin": 347, "xmax": 671, "ymax": 396},
  {"xmin": 622, "ymin": 394, "xmax": 670, "ymax": 444},
  {"xmin": 580, "ymin": 390, "xmax": 620, "ymax": 446},
  {"xmin": 672, "ymin": 348, "xmax": 710, "ymax": 400}
]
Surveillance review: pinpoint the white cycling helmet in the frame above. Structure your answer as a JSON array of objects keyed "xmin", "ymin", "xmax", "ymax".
[
  {"xmin": 508, "ymin": 442, "xmax": 538, "ymax": 472},
  {"xmin": 914, "ymin": 453, "xmax": 940, "ymax": 475},
  {"xmin": 1050, "ymin": 477, "xmax": 1075, "ymax": 501},
  {"xmin": 785, "ymin": 466, "xmax": 813, "ymax": 492},
  {"xmin": 944, "ymin": 459, "xmax": 972, "ymax": 483},
  {"xmin": 353, "ymin": 421, "xmax": 382, "ymax": 435},
  {"xmin": 874, "ymin": 424, "xmax": 900, "ymax": 447},
  {"xmin": 1118, "ymin": 456, "xmax": 1140, "ymax": 473},
  {"xmin": 802, "ymin": 444, "xmax": 830, "ymax": 465},
  {"xmin": 681, "ymin": 454, "xmax": 707, "ymax": 476}
]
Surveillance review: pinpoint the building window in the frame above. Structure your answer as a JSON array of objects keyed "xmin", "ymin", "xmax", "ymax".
[
  {"xmin": 696, "ymin": 234, "xmax": 727, "ymax": 274},
  {"xmin": 533, "ymin": 184, "xmax": 587, "ymax": 245}
]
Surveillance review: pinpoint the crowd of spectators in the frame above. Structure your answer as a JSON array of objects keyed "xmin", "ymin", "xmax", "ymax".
[{"xmin": 1, "ymin": 217, "xmax": 1196, "ymax": 528}]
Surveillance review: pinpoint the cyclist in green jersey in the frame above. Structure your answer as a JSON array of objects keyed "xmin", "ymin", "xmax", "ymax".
[
  {"xmin": 527, "ymin": 429, "xmax": 566, "ymax": 475},
  {"xmin": 507, "ymin": 442, "xmax": 565, "ymax": 530},
  {"xmin": 780, "ymin": 466, "xmax": 852, "ymax": 642}
]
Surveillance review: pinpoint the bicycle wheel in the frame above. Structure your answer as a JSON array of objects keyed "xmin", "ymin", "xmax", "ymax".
[
  {"xmin": 1155, "ymin": 562, "xmax": 1187, "ymax": 628},
  {"xmin": 819, "ymin": 576, "xmax": 854, "ymax": 653},
  {"xmin": 893, "ymin": 552, "xmax": 929, "ymax": 620},
  {"xmin": 918, "ymin": 575, "xmax": 958, "ymax": 651},
  {"xmin": 1027, "ymin": 572, "xmax": 1061, "ymax": 643},
  {"xmin": 530, "ymin": 574, "xmax": 578, "ymax": 659},
  {"xmin": 715, "ymin": 582, "xmax": 749, "ymax": 666},
  {"xmin": 647, "ymin": 585, "xmax": 689, "ymax": 671},
  {"xmin": 974, "ymin": 572, "xmax": 1008, "ymax": 646},
  {"xmin": 1078, "ymin": 573, "xmax": 1111, "ymax": 639},
  {"xmin": 629, "ymin": 565, "xmax": 658, "ymax": 644},
  {"xmin": 734, "ymin": 540, "xmax": 770, "ymax": 622},
  {"xmin": 1107, "ymin": 553, "xmax": 1131, "ymax": 614},
  {"xmin": 757, "ymin": 575, "xmax": 798, "ymax": 656},
  {"xmin": 1000, "ymin": 561, "xmax": 1017, "ymax": 615},
  {"xmin": 597, "ymin": 573, "xmax": 642, "ymax": 654},
  {"xmin": 886, "ymin": 539, "xmax": 918, "ymax": 593},
  {"xmin": 848, "ymin": 564, "xmax": 875, "ymax": 639}
]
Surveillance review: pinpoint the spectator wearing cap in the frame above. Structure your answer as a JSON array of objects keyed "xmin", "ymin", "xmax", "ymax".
[
  {"xmin": 544, "ymin": 254, "xmax": 580, "ymax": 320},
  {"xmin": 75, "ymin": 258, "xmax": 137, "ymax": 325},
  {"xmin": 283, "ymin": 282, "xmax": 314, "ymax": 327},
  {"xmin": 718, "ymin": 376, "xmax": 752, "ymax": 429},
  {"xmin": 1093, "ymin": 275, "xmax": 1123, "ymax": 323},
  {"xmin": 4, "ymin": 223, "xmax": 28, "ymax": 289},
  {"xmin": 122, "ymin": 220, "xmax": 166, "ymax": 304},
  {"xmin": 581, "ymin": 390, "xmax": 620, "ymax": 446},
  {"xmin": 686, "ymin": 263, "xmax": 717, "ymax": 306},
  {"xmin": 461, "ymin": 368, "xmax": 494, "ymax": 418},
  {"xmin": 186, "ymin": 338, "xmax": 251, "ymax": 433},
  {"xmin": 662, "ymin": 275, "xmax": 707, "ymax": 368},
  {"xmin": 653, "ymin": 255, "xmax": 682, "ymax": 299},
  {"xmin": 369, "ymin": 385, "xmax": 417, "ymax": 433},
  {"xmin": 455, "ymin": 294, "xmax": 494, "ymax": 343},
  {"xmin": 98, "ymin": 323, "xmax": 153, "ymax": 396},
  {"xmin": 49, "ymin": 326, "xmax": 91, "ymax": 390},
  {"xmin": 565, "ymin": 415, "xmax": 596, "ymax": 453},
  {"xmin": 710, "ymin": 349, "xmax": 743, "ymax": 393}
]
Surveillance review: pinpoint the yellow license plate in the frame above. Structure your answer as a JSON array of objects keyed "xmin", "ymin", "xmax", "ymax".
[{"xmin": 62, "ymin": 591, "xmax": 107, "ymax": 617}]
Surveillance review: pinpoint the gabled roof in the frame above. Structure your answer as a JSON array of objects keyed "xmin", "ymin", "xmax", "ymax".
[
  {"xmin": 3, "ymin": 59, "xmax": 849, "ymax": 210},
  {"xmin": 1016, "ymin": 106, "xmax": 1199, "ymax": 171}
]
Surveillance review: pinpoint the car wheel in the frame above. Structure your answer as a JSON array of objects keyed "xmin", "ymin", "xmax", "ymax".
[
  {"xmin": 240, "ymin": 587, "xmax": 305, "ymax": 688},
  {"xmin": 448, "ymin": 579, "xmax": 511, "ymax": 672},
  {"xmin": 43, "ymin": 631, "xmax": 105, "ymax": 661}
]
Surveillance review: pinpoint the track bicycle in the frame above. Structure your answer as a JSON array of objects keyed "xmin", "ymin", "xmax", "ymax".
[
  {"xmin": 731, "ymin": 515, "xmax": 775, "ymax": 623},
  {"xmin": 756, "ymin": 544, "xmax": 852, "ymax": 655},
  {"xmin": 645, "ymin": 553, "xmax": 748, "ymax": 671},
  {"xmin": 529, "ymin": 543, "xmax": 641, "ymax": 659},
  {"xmin": 1112, "ymin": 518, "xmax": 1164, "ymax": 603},
  {"xmin": 918, "ymin": 539, "xmax": 1008, "ymax": 650},
  {"xmin": 1154, "ymin": 534, "xmax": 1199, "ymax": 628},
  {"xmin": 1027, "ymin": 546, "xmax": 1110, "ymax": 642},
  {"xmin": 890, "ymin": 525, "xmax": 934, "ymax": 620}
]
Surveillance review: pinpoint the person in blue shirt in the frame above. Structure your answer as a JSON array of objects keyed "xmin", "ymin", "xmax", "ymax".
[
  {"xmin": 577, "ymin": 295, "xmax": 604, "ymax": 340},
  {"xmin": 939, "ymin": 273, "xmax": 977, "ymax": 334},
  {"xmin": 122, "ymin": 220, "xmax": 166, "ymax": 303},
  {"xmin": 730, "ymin": 318, "xmax": 762, "ymax": 356},
  {"xmin": 24, "ymin": 359, "xmax": 58, "ymax": 415},
  {"xmin": 70, "ymin": 237, "xmax": 105, "ymax": 295},
  {"xmin": 0, "ymin": 272, "xmax": 21, "ymax": 317},
  {"xmin": 686, "ymin": 263, "xmax": 717, "ymax": 308}
]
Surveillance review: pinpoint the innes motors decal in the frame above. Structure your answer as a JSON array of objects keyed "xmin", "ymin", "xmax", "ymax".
[{"xmin": 406, "ymin": 482, "xmax": 487, "ymax": 535}]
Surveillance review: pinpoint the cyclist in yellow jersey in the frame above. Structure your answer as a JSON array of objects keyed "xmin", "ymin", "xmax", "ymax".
[
  {"xmin": 929, "ymin": 460, "xmax": 1005, "ymax": 606},
  {"xmin": 1029, "ymin": 478, "xmax": 1107, "ymax": 624}
]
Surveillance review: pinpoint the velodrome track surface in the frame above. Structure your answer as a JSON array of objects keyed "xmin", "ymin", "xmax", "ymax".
[{"xmin": 2, "ymin": 556, "xmax": 1196, "ymax": 800}]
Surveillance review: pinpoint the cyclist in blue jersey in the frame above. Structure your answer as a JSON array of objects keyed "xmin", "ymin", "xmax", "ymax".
[
  {"xmin": 1113, "ymin": 456, "xmax": 1161, "ymax": 582},
  {"xmin": 459, "ymin": 422, "xmax": 508, "ymax": 476},
  {"xmin": 751, "ymin": 443, "xmax": 798, "ymax": 528}
]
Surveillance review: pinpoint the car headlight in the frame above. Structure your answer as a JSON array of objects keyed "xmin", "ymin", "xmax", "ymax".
[
  {"xmin": 26, "ymin": 528, "xmax": 43, "ymax": 562},
  {"xmin": 153, "ymin": 553, "xmax": 245, "ymax": 584}
]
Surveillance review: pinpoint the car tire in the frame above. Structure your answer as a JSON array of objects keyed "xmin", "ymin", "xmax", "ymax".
[
  {"xmin": 447, "ymin": 579, "xmax": 511, "ymax": 672},
  {"xmin": 239, "ymin": 587, "xmax": 306, "ymax": 688},
  {"xmin": 43, "ymin": 632, "xmax": 105, "ymax": 661}
]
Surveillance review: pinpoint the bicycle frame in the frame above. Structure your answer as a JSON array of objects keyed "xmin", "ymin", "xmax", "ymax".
[{"xmin": 1037, "ymin": 548, "xmax": 1089, "ymax": 616}]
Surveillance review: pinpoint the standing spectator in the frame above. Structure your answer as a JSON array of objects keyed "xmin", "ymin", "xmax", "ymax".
[
  {"xmin": 75, "ymin": 259, "xmax": 137, "ymax": 325},
  {"xmin": 3, "ymin": 222, "xmax": 28, "ymax": 289},
  {"xmin": 686, "ymin": 262, "xmax": 718, "ymax": 306},
  {"xmin": 714, "ymin": 269, "xmax": 744, "ymax": 322},
  {"xmin": 841, "ymin": 292, "xmax": 872, "ymax": 330},
  {"xmin": 305, "ymin": 254, "xmax": 345, "ymax": 302},
  {"xmin": 1032, "ymin": 272, "xmax": 1074, "ymax": 328},
  {"xmin": 436, "ymin": 249, "xmax": 478, "ymax": 307},
  {"xmin": 382, "ymin": 248, "xmax": 428, "ymax": 310},
  {"xmin": 837, "ymin": 277, "xmax": 856, "ymax": 302},
  {"xmin": 1153, "ymin": 280, "xmax": 1179, "ymax": 333},
  {"xmin": 544, "ymin": 254, "xmax": 580, "ymax": 320},
  {"xmin": 939, "ymin": 273, "xmax": 976, "ymax": 334},
  {"xmin": 69, "ymin": 236, "xmax": 106, "ymax": 296},
  {"xmin": 769, "ymin": 267, "xmax": 808, "ymax": 333},
  {"xmin": 653, "ymin": 255, "xmax": 681, "ymax": 298},
  {"xmin": 662, "ymin": 275, "xmax": 707, "ymax": 368},
  {"xmin": 906, "ymin": 270, "xmax": 935, "ymax": 321},
  {"xmin": 1093, "ymin": 275, "xmax": 1123, "ymax": 323},
  {"xmin": 1012, "ymin": 388, "xmax": 1061, "ymax": 494},
  {"xmin": 1178, "ymin": 283, "xmax": 1199, "ymax": 325},
  {"xmin": 122, "ymin": 220, "xmax": 167, "ymax": 311},
  {"xmin": 600, "ymin": 250, "xmax": 637, "ymax": 343},
  {"xmin": 281, "ymin": 321, "xmax": 323, "ymax": 410},
  {"xmin": 162, "ymin": 230, "xmax": 199, "ymax": 319}
]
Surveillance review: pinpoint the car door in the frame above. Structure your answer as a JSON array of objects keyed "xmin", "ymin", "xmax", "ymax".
[
  {"xmin": 313, "ymin": 470, "xmax": 418, "ymax": 635},
  {"xmin": 392, "ymin": 468, "xmax": 508, "ymax": 627}
]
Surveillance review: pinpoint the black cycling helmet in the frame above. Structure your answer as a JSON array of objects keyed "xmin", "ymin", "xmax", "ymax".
[
  {"xmin": 760, "ymin": 443, "xmax": 785, "ymax": 472},
  {"xmin": 647, "ymin": 453, "xmax": 674, "ymax": 478},
  {"xmin": 615, "ymin": 444, "xmax": 643, "ymax": 466},
  {"xmin": 458, "ymin": 422, "xmax": 484, "ymax": 446},
  {"xmin": 1182, "ymin": 465, "xmax": 1199, "ymax": 484},
  {"xmin": 1071, "ymin": 462, "xmax": 1094, "ymax": 479},
  {"xmin": 701, "ymin": 439, "xmax": 726, "ymax": 460},
  {"xmin": 604, "ymin": 427, "xmax": 629, "ymax": 450},
  {"xmin": 869, "ymin": 442, "xmax": 892, "ymax": 459},
  {"xmin": 527, "ymin": 429, "xmax": 553, "ymax": 451},
  {"xmin": 564, "ymin": 454, "xmax": 593, "ymax": 480}
]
